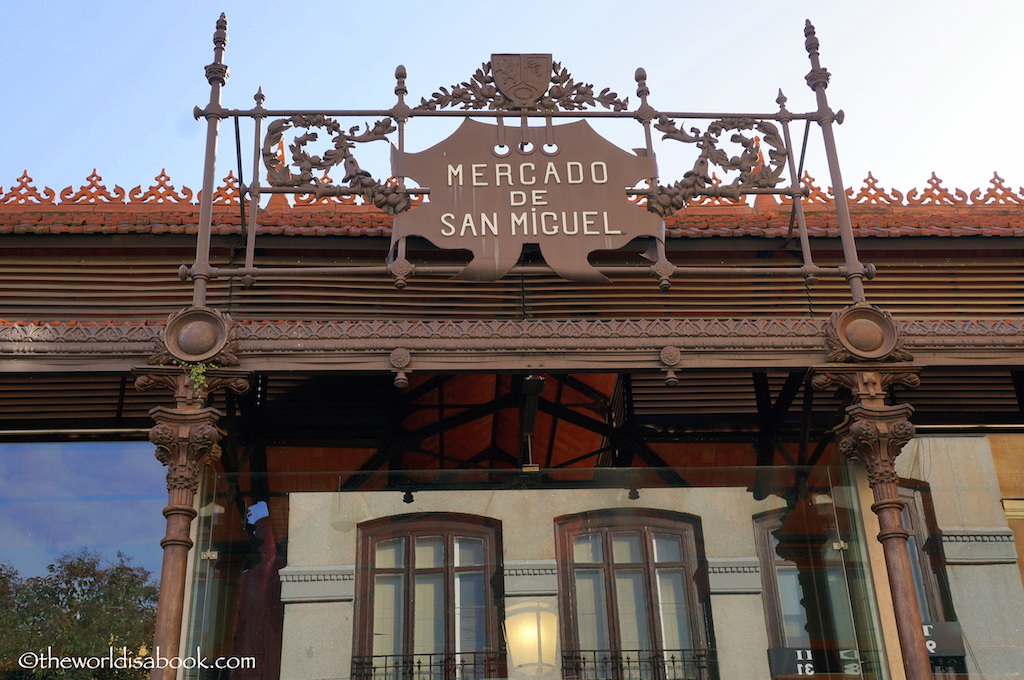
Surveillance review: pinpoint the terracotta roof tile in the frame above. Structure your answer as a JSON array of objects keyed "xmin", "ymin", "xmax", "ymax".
[{"xmin": 4, "ymin": 171, "xmax": 1024, "ymax": 238}]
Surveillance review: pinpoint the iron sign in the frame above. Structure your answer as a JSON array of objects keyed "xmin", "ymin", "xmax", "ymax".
[{"xmin": 391, "ymin": 118, "xmax": 661, "ymax": 282}]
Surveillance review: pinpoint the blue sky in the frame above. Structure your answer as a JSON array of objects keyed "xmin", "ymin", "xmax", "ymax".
[
  {"xmin": 0, "ymin": 441, "xmax": 167, "ymax": 578},
  {"xmin": 2, "ymin": 1, "xmax": 1021, "ymax": 201}
]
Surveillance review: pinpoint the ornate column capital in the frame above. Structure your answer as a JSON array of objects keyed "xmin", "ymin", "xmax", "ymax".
[
  {"xmin": 835, "ymin": 402, "xmax": 915, "ymax": 488},
  {"xmin": 810, "ymin": 365, "xmax": 920, "ymax": 406},
  {"xmin": 135, "ymin": 365, "xmax": 251, "ymax": 408},
  {"xmin": 148, "ymin": 404, "xmax": 225, "ymax": 511}
]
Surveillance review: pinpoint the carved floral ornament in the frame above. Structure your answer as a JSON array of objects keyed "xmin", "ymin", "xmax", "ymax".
[
  {"xmin": 148, "ymin": 410, "xmax": 225, "ymax": 496},
  {"xmin": 150, "ymin": 421, "xmax": 222, "ymax": 493},
  {"xmin": 834, "ymin": 403, "xmax": 916, "ymax": 487}
]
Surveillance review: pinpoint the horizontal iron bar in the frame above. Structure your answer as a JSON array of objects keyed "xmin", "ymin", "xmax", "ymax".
[
  {"xmin": 0, "ymin": 428, "xmax": 152, "ymax": 437},
  {"xmin": 251, "ymin": 186, "xmax": 805, "ymax": 197},
  {"xmin": 211, "ymin": 106, "xmax": 818, "ymax": 122},
  {"xmin": 205, "ymin": 264, "xmax": 846, "ymax": 278}
]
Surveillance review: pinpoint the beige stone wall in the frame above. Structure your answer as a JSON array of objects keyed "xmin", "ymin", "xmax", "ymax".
[
  {"xmin": 279, "ymin": 487, "xmax": 789, "ymax": 680},
  {"xmin": 897, "ymin": 436, "xmax": 1024, "ymax": 679},
  {"xmin": 989, "ymin": 434, "xmax": 1024, "ymax": 589}
]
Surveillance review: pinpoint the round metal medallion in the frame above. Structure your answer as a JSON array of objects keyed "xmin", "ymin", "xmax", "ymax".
[
  {"xmin": 164, "ymin": 307, "xmax": 230, "ymax": 363},
  {"xmin": 835, "ymin": 305, "xmax": 898, "ymax": 360}
]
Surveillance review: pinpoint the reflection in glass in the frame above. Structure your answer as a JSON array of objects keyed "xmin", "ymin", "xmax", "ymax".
[
  {"xmin": 415, "ymin": 573, "xmax": 445, "ymax": 655},
  {"xmin": 374, "ymin": 574, "xmax": 405, "ymax": 657},
  {"xmin": 377, "ymin": 537, "xmax": 406, "ymax": 569},
  {"xmin": 456, "ymin": 571, "xmax": 486, "ymax": 652},
  {"xmin": 653, "ymin": 533, "xmax": 682, "ymax": 564},
  {"xmin": 456, "ymin": 536, "xmax": 485, "ymax": 567},
  {"xmin": 656, "ymin": 568, "xmax": 690, "ymax": 651},
  {"xmin": 614, "ymin": 569, "xmax": 651, "ymax": 650},
  {"xmin": 574, "ymin": 568, "xmax": 610, "ymax": 651},
  {"xmin": 574, "ymin": 533, "xmax": 602, "ymax": 563},
  {"xmin": 776, "ymin": 565, "xmax": 811, "ymax": 647},
  {"xmin": 416, "ymin": 536, "xmax": 444, "ymax": 568},
  {"xmin": 612, "ymin": 532, "xmax": 643, "ymax": 564}
]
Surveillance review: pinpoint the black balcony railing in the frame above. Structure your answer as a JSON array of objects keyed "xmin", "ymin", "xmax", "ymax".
[
  {"xmin": 562, "ymin": 649, "xmax": 718, "ymax": 680},
  {"xmin": 352, "ymin": 652, "xmax": 505, "ymax": 680}
]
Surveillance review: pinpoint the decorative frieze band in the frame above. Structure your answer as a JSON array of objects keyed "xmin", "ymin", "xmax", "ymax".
[
  {"xmin": 504, "ymin": 560, "xmax": 558, "ymax": 597},
  {"xmin": 3, "ymin": 317, "xmax": 1024, "ymax": 345},
  {"xmin": 279, "ymin": 565, "xmax": 355, "ymax": 603},
  {"xmin": 940, "ymin": 527, "xmax": 1017, "ymax": 565},
  {"xmin": 707, "ymin": 557, "xmax": 762, "ymax": 594},
  {"xmin": 4, "ymin": 318, "xmax": 1024, "ymax": 367}
]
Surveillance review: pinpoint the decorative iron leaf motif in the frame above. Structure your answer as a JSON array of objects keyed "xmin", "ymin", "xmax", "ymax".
[
  {"xmin": 647, "ymin": 117, "xmax": 787, "ymax": 215},
  {"xmin": 415, "ymin": 60, "xmax": 628, "ymax": 112},
  {"xmin": 261, "ymin": 115, "xmax": 408, "ymax": 213},
  {"xmin": 547, "ymin": 61, "xmax": 628, "ymax": 111},
  {"xmin": 418, "ymin": 65, "xmax": 506, "ymax": 111}
]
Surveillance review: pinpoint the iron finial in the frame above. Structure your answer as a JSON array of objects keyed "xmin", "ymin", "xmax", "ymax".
[
  {"xmin": 213, "ymin": 13, "xmax": 228, "ymax": 49},
  {"xmin": 803, "ymin": 20, "xmax": 829, "ymax": 92},
  {"xmin": 776, "ymin": 89, "xmax": 787, "ymax": 107},
  {"xmin": 204, "ymin": 13, "xmax": 229, "ymax": 86},
  {"xmin": 395, "ymin": 65, "xmax": 408, "ymax": 98},
  {"xmin": 254, "ymin": 87, "xmax": 265, "ymax": 107},
  {"xmin": 804, "ymin": 19, "xmax": 818, "ymax": 55},
  {"xmin": 634, "ymin": 67, "xmax": 649, "ymax": 99}
]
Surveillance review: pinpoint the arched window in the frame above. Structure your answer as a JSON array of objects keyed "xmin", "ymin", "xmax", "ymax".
[
  {"xmin": 352, "ymin": 513, "xmax": 505, "ymax": 680},
  {"xmin": 555, "ymin": 509, "xmax": 715, "ymax": 680}
]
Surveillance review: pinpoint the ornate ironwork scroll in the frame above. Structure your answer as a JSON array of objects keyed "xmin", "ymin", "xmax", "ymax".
[
  {"xmin": 647, "ymin": 117, "xmax": 788, "ymax": 215},
  {"xmin": 261, "ymin": 115, "xmax": 411, "ymax": 213}
]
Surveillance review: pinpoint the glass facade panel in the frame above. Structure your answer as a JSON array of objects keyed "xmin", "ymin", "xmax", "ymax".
[
  {"xmin": 655, "ymin": 568, "xmax": 690, "ymax": 651},
  {"xmin": 373, "ymin": 573, "xmax": 406, "ymax": 656},
  {"xmin": 455, "ymin": 536, "xmax": 485, "ymax": 567},
  {"xmin": 612, "ymin": 532, "xmax": 643, "ymax": 564},
  {"xmin": 574, "ymin": 568, "xmax": 611, "ymax": 651},
  {"xmin": 67, "ymin": 452, "xmax": 1017, "ymax": 680},
  {"xmin": 614, "ymin": 568, "xmax": 652, "ymax": 651},
  {"xmin": 416, "ymin": 536, "xmax": 444, "ymax": 568},
  {"xmin": 574, "ymin": 533, "xmax": 603, "ymax": 563}
]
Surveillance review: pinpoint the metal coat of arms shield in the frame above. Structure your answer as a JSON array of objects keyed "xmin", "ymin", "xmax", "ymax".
[{"xmin": 491, "ymin": 54, "xmax": 553, "ymax": 109}]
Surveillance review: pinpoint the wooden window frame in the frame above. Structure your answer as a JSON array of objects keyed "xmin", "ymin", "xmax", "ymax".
[
  {"xmin": 554, "ymin": 508, "xmax": 714, "ymax": 678},
  {"xmin": 754, "ymin": 509, "xmax": 796, "ymax": 649},
  {"xmin": 898, "ymin": 480, "xmax": 953, "ymax": 623},
  {"xmin": 352, "ymin": 512, "xmax": 505, "ymax": 680}
]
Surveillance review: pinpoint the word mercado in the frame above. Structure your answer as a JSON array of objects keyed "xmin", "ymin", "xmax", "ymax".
[{"xmin": 440, "ymin": 160, "xmax": 622, "ymax": 238}]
